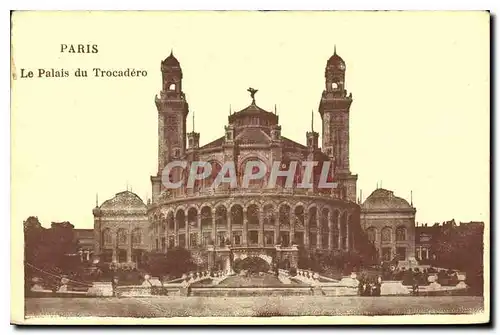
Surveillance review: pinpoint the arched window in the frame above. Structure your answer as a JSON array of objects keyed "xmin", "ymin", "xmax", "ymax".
[
  {"xmin": 102, "ymin": 228, "xmax": 112, "ymax": 245},
  {"xmin": 396, "ymin": 227, "xmax": 407, "ymax": 241},
  {"xmin": 381, "ymin": 227, "xmax": 392, "ymax": 242},
  {"xmin": 308, "ymin": 207, "xmax": 318, "ymax": 228},
  {"xmin": 294, "ymin": 205, "xmax": 304, "ymax": 226},
  {"xmin": 263, "ymin": 204, "xmax": 275, "ymax": 226},
  {"xmin": 247, "ymin": 204, "xmax": 260, "ymax": 226},
  {"xmin": 366, "ymin": 227, "xmax": 376, "ymax": 243},
  {"xmin": 176, "ymin": 209, "xmax": 186, "ymax": 230},
  {"xmin": 230, "ymin": 204, "xmax": 243, "ymax": 225},
  {"xmin": 159, "ymin": 220, "xmax": 165, "ymax": 235},
  {"xmin": 168, "ymin": 83, "xmax": 176, "ymax": 91},
  {"xmin": 187, "ymin": 208, "xmax": 198, "ymax": 229},
  {"xmin": 215, "ymin": 205, "xmax": 228, "ymax": 229},
  {"xmin": 279, "ymin": 204, "xmax": 291, "ymax": 226},
  {"xmin": 167, "ymin": 212, "xmax": 174, "ymax": 231},
  {"xmin": 201, "ymin": 206, "xmax": 213, "ymax": 229},
  {"xmin": 321, "ymin": 208, "xmax": 329, "ymax": 232},
  {"xmin": 131, "ymin": 228, "xmax": 142, "ymax": 244},
  {"xmin": 117, "ymin": 228, "xmax": 127, "ymax": 244}
]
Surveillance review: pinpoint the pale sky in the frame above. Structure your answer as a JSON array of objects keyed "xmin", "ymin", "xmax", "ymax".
[{"xmin": 11, "ymin": 11, "xmax": 489, "ymax": 229}]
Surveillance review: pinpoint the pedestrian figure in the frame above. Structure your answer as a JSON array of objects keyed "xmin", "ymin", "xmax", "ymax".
[
  {"xmin": 363, "ymin": 282, "xmax": 371, "ymax": 296},
  {"xmin": 358, "ymin": 279, "xmax": 364, "ymax": 296},
  {"xmin": 112, "ymin": 276, "xmax": 119, "ymax": 297},
  {"xmin": 373, "ymin": 281, "xmax": 381, "ymax": 296},
  {"xmin": 411, "ymin": 277, "xmax": 419, "ymax": 295}
]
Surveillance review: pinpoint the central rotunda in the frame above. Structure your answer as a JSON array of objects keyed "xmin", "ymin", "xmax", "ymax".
[{"xmin": 145, "ymin": 50, "xmax": 361, "ymax": 271}]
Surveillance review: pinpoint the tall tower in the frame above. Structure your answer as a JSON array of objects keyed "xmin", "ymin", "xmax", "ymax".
[
  {"xmin": 152, "ymin": 51, "xmax": 190, "ymax": 202},
  {"xmin": 319, "ymin": 48, "xmax": 357, "ymax": 202}
]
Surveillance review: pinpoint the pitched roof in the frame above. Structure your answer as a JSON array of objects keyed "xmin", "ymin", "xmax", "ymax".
[
  {"xmin": 235, "ymin": 128, "xmax": 271, "ymax": 145},
  {"xmin": 200, "ymin": 136, "xmax": 225, "ymax": 150},
  {"xmin": 282, "ymin": 136, "xmax": 307, "ymax": 150}
]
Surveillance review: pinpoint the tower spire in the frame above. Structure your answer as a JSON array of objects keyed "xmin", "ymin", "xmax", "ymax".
[
  {"xmin": 334, "ymin": 44, "xmax": 337, "ymax": 55},
  {"xmin": 274, "ymin": 104, "xmax": 277, "ymax": 115},
  {"xmin": 95, "ymin": 193, "xmax": 98, "ymax": 207},
  {"xmin": 311, "ymin": 110, "xmax": 314, "ymax": 132},
  {"xmin": 411, "ymin": 190, "xmax": 413, "ymax": 206},
  {"xmin": 229, "ymin": 104, "xmax": 232, "ymax": 115},
  {"xmin": 170, "ymin": 48, "xmax": 174, "ymax": 56},
  {"xmin": 192, "ymin": 110, "xmax": 195, "ymax": 132}
]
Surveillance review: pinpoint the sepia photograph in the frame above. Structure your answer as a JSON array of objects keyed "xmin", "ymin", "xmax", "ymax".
[{"xmin": 10, "ymin": 10, "xmax": 490, "ymax": 325}]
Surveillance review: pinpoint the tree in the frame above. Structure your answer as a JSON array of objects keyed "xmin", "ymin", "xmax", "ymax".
[
  {"xmin": 143, "ymin": 247, "xmax": 196, "ymax": 279},
  {"xmin": 24, "ymin": 217, "xmax": 81, "ymax": 291}
]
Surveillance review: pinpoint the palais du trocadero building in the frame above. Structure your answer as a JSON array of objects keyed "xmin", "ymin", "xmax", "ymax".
[{"xmin": 92, "ymin": 50, "xmax": 416, "ymax": 270}]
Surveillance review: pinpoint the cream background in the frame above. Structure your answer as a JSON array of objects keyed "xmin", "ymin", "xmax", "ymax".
[
  {"xmin": 11, "ymin": 11, "xmax": 489, "ymax": 324},
  {"xmin": 11, "ymin": 11, "xmax": 489, "ymax": 229}
]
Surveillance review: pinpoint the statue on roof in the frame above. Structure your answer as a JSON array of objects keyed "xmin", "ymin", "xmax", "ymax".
[{"xmin": 247, "ymin": 87, "xmax": 258, "ymax": 103}]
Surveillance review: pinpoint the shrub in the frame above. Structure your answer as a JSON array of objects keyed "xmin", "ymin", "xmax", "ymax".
[
  {"xmin": 402, "ymin": 271, "xmax": 415, "ymax": 285},
  {"xmin": 234, "ymin": 257, "xmax": 270, "ymax": 274},
  {"xmin": 117, "ymin": 268, "xmax": 143, "ymax": 285},
  {"xmin": 143, "ymin": 247, "xmax": 196, "ymax": 279}
]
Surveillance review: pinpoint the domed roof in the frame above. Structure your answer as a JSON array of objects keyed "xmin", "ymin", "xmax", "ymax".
[
  {"xmin": 100, "ymin": 191, "xmax": 147, "ymax": 213},
  {"xmin": 362, "ymin": 188, "xmax": 412, "ymax": 210},
  {"xmin": 327, "ymin": 49, "xmax": 345, "ymax": 68},
  {"xmin": 163, "ymin": 51, "xmax": 180, "ymax": 67}
]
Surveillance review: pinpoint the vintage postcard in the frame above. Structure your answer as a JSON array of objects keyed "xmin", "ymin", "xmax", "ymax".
[{"xmin": 10, "ymin": 11, "xmax": 490, "ymax": 325}]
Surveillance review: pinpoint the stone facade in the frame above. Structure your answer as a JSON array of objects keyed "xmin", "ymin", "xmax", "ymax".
[
  {"xmin": 93, "ymin": 50, "xmax": 366, "ymax": 270},
  {"xmin": 360, "ymin": 188, "xmax": 416, "ymax": 262},
  {"xmin": 93, "ymin": 191, "xmax": 149, "ymax": 267}
]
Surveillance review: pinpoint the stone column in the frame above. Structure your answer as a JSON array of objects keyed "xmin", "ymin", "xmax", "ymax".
[
  {"xmin": 328, "ymin": 211, "xmax": 333, "ymax": 250},
  {"xmin": 198, "ymin": 213, "xmax": 202, "ymax": 247},
  {"xmin": 211, "ymin": 208, "xmax": 216, "ymax": 245},
  {"xmin": 274, "ymin": 214, "xmax": 280, "ymax": 246},
  {"xmin": 112, "ymin": 229, "xmax": 117, "ymax": 263},
  {"xmin": 304, "ymin": 211, "xmax": 310, "ymax": 248},
  {"xmin": 185, "ymin": 210, "xmax": 190, "ymax": 249},
  {"xmin": 337, "ymin": 212, "xmax": 342, "ymax": 251},
  {"xmin": 259, "ymin": 209, "xmax": 264, "ymax": 247},
  {"xmin": 174, "ymin": 216, "xmax": 179, "ymax": 247},
  {"xmin": 346, "ymin": 214, "xmax": 350, "ymax": 251},
  {"xmin": 227, "ymin": 210, "xmax": 232, "ymax": 246},
  {"xmin": 165, "ymin": 218, "xmax": 169, "ymax": 250},
  {"xmin": 317, "ymin": 212, "xmax": 322, "ymax": 249},
  {"xmin": 289, "ymin": 211, "xmax": 295, "ymax": 246},
  {"xmin": 127, "ymin": 229, "xmax": 132, "ymax": 262},
  {"xmin": 243, "ymin": 208, "xmax": 248, "ymax": 246}
]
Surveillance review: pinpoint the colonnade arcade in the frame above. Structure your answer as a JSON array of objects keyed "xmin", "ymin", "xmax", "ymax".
[{"xmin": 150, "ymin": 202, "xmax": 355, "ymax": 252}]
